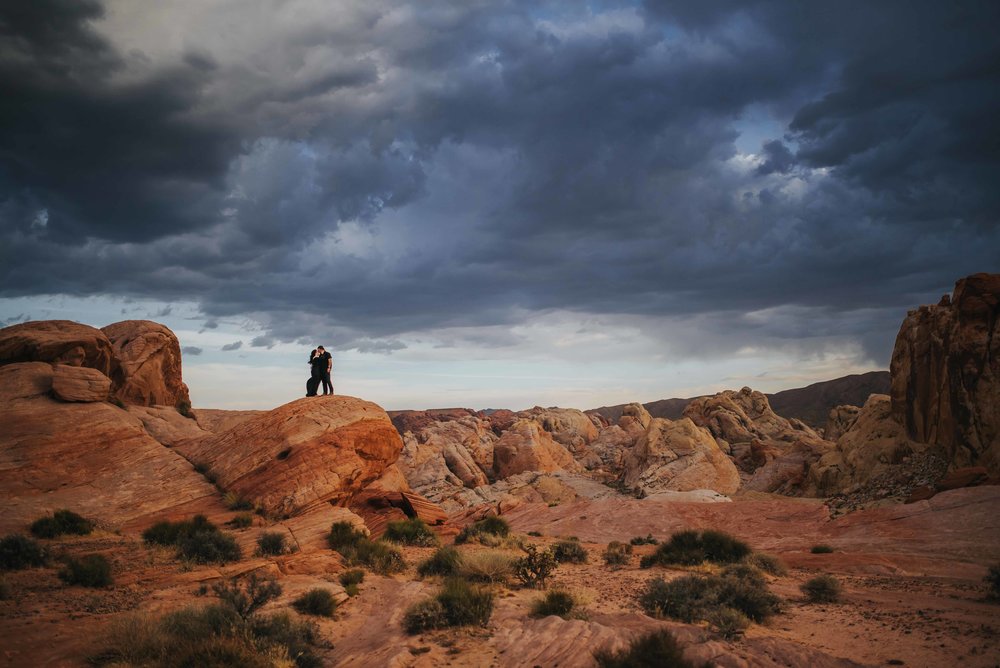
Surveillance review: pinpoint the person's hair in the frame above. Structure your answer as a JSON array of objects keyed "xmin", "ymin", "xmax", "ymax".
[{"xmin": 317, "ymin": 346, "xmax": 325, "ymax": 351}]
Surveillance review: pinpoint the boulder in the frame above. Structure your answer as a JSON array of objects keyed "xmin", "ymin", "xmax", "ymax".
[
  {"xmin": 493, "ymin": 419, "xmax": 580, "ymax": 479},
  {"xmin": 518, "ymin": 407, "xmax": 599, "ymax": 453},
  {"xmin": 176, "ymin": 395, "xmax": 403, "ymax": 517},
  {"xmin": 622, "ymin": 417, "xmax": 740, "ymax": 495},
  {"xmin": 0, "ymin": 320, "xmax": 123, "ymax": 387},
  {"xmin": 621, "ymin": 402, "xmax": 652, "ymax": 429},
  {"xmin": 102, "ymin": 320, "xmax": 191, "ymax": 408},
  {"xmin": 684, "ymin": 386, "xmax": 820, "ymax": 445},
  {"xmin": 890, "ymin": 273, "xmax": 1000, "ymax": 472},
  {"xmin": 51, "ymin": 364, "xmax": 111, "ymax": 402},
  {"xmin": 825, "ymin": 404, "xmax": 862, "ymax": 441},
  {"xmin": 396, "ymin": 414, "xmax": 495, "ymax": 500}
]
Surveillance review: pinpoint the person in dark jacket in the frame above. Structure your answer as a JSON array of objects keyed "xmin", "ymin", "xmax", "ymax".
[
  {"xmin": 306, "ymin": 348, "xmax": 322, "ymax": 396},
  {"xmin": 316, "ymin": 346, "xmax": 333, "ymax": 395}
]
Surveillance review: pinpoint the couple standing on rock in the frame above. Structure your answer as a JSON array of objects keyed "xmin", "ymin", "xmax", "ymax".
[{"xmin": 306, "ymin": 346, "xmax": 333, "ymax": 396}]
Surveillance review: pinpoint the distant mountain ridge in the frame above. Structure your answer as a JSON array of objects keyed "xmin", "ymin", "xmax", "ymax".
[{"xmin": 588, "ymin": 371, "xmax": 891, "ymax": 429}]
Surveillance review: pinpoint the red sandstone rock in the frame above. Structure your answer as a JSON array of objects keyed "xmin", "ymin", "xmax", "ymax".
[
  {"xmin": 622, "ymin": 417, "xmax": 740, "ymax": 495},
  {"xmin": 890, "ymin": 273, "xmax": 1000, "ymax": 472},
  {"xmin": 50, "ymin": 364, "xmax": 111, "ymax": 402},
  {"xmin": 492, "ymin": 419, "xmax": 580, "ymax": 479},
  {"xmin": 194, "ymin": 408, "xmax": 265, "ymax": 433},
  {"xmin": 0, "ymin": 320, "xmax": 123, "ymax": 387},
  {"xmin": 176, "ymin": 395, "xmax": 403, "ymax": 517},
  {"xmin": 102, "ymin": 320, "xmax": 190, "ymax": 408}
]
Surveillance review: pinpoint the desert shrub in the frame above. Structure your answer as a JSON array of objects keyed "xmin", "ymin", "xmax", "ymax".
[
  {"xmin": 0, "ymin": 577, "xmax": 9, "ymax": 600},
  {"xmin": 334, "ymin": 533, "xmax": 406, "ymax": 575},
  {"xmin": 552, "ymin": 540, "xmax": 588, "ymax": 564},
  {"xmin": 630, "ymin": 534, "xmax": 658, "ymax": 546},
  {"xmin": 707, "ymin": 607, "xmax": 750, "ymax": 639},
  {"xmin": 594, "ymin": 629, "xmax": 696, "ymax": 668},
  {"xmin": 810, "ymin": 544, "xmax": 834, "ymax": 554},
  {"xmin": 403, "ymin": 599, "xmax": 447, "ymax": 634},
  {"xmin": 603, "ymin": 541, "xmax": 633, "ymax": 568},
  {"xmin": 30, "ymin": 509, "xmax": 94, "ymax": 538},
  {"xmin": 744, "ymin": 552, "xmax": 788, "ymax": 576},
  {"xmin": 212, "ymin": 573, "xmax": 282, "ymax": 620},
  {"xmin": 455, "ymin": 516, "xmax": 510, "ymax": 544},
  {"xmin": 59, "ymin": 554, "xmax": 112, "ymax": 587},
  {"xmin": 223, "ymin": 491, "xmax": 254, "ymax": 511},
  {"xmin": 339, "ymin": 569, "xmax": 365, "ymax": 586},
  {"xmin": 175, "ymin": 400, "xmax": 194, "ymax": 419},
  {"xmin": 227, "ymin": 513, "xmax": 254, "ymax": 529},
  {"xmin": 0, "ymin": 534, "xmax": 46, "ymax": 570},
  {"xmin": 531, "ymin": 589, "xmax": 577, "ymax": 618},
  {"xmin": 985, "ymin": 564, "xmax": 1000, "ymax": 600},
  {"xmin": 384, "ymin": 518, "xmax": 440, "ymax": 547},
  {"xmin": 437, "ymin": 577, "xmax": 494, "ymax": 627},
  {"xmin": 800, "ymin": 575, "xmax": 842, "ymax": 603},
  {"xmin": 513, "ymin": 544, "xmax": 557, "ymax": 589},
  {"xmin": 256, "ymin": 531, "xmax": 288, "ymax": 556},
  {"xmin": 459, "ymin": 550, "xmax": 514, "ymax": 584},
  {"xmin": 292, "ymin": 588, "xmax": 337, "ymax": 617},
  {"xmin": 140, "ymin": 515, "xmax": 240, "ymax": 564},
  {"xmin": 641, "ymin": 530, "xmax": 751, "ymax": 568},
  {"xmin": 640, "ymin": 569, "xmax": 781, "ymax": 624},
  {"xmin": 418, "ymin": 546, "xmax": 462, "ymax": 578},
  {"xmin": 327, "ymin": 521, "xmax": 366, "ymax": 550},
  {"xmin": 527, "ymin": 531, "xmax": 542, "ymax": 537},
  {"xmin": 251, "ymin": 612, "xmax": 322, "ymax": 668}
]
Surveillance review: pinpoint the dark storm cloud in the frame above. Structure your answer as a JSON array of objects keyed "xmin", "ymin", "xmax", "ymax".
[
  {"xmin": 1, "ymin": 1, "xmax": 998, "ymax": 364},
  {"xmin": 181, "ymin": 346, "xmax": 203, "ymax": 356},
  {"xmin": 221, "ymin": 341, "xmax": 242, "ymax": 352}
]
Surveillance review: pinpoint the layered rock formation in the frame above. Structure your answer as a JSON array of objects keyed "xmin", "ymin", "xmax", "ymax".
[
  {"xmin": 622, "ymin": 417, "xmax": 740, "ymax": 495},
  {"xmin": 51, "ymin": 364, "xmax": 112, "ymax": 402},
  {"xmin": 102, "ymin": 320, "xmax": 191, "ymax": 408},
  {"xmin": 493, "ymin": 419, "xmax": 581, "ymax": 479},
  {"xmin": 177, "ymin": 395, "xmax": 404, "ymax": 517},
  {"xmin": 891, "ymin": 273, "xmax": 1000, "ymax": 472},
  {"xmin": 0, "ymin": 320, "xmax": 123, "ymax": 388}
]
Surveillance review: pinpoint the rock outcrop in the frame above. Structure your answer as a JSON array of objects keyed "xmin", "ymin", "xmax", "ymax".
[
  {"xmin": 622, "ymin": 417, "xmax": 740, "ymax": 495},
  {"xmin": 824, "ymin": 404, "xmax": 862, "ymax": 441},
  {"xmin": 890, "ymin": 273, "xmax": 1000, "ymax": 472},
  {"xmin": 102, "ymin": 320, "xmax": 191, "ymax": 408},
  {"xmin": 177, "ymin": 395, "xmax": 404, "ymax": 517},
  {"xmin": 492, "ymin": 419, "xmax": 580, "ymax": 479},
  {"xmin": 50, "ymin": 364, "xmax": 112, "ymax": 402},
  {"xmin": 684, "ymin": 386, "xmax": 820, "ymax": 447},
  {"xmin": 0, "ymin": 320, "xmax": 123, "ymax": 388}
]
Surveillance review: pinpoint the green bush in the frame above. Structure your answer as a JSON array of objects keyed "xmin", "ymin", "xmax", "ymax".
[
  {"xmin": 531, "ymin": 589, "xmax": 577, "ymax": 618},
  {"xmin": 986, "ymin": 564, "xmax": 1000, "ymax": 600},
  {"xmin": 403, "ymin": 599, "xmax": 447, "ymax": 634},
  {"xmin": 384, "ymin": 518, "xmax": 440, "ymax": 547},
  {"xmin": 339, "ymin": 569, "xmax": 365, "ymax": 586},
  {"xmin": 800, "ymin": 575, "xmax": 842, "ymax": 603},
  {"xmin": 603, "ymin": 541, "xmax": 633, "ymax": 568},
  {"xmin": 594, "ymin": 629, "xmax": 696, "ymax": 668},
  {"xmin": 639, "ymin": 575, "xmax": 715, "ymax": 623},
  {"xmin": 810, "ymin": 544, "xmax": 834, "ymax": 554},
  {"xmin": 0, "ymin": 534, "xmax": 46, "ymax": 570},
  {"xmin": 513, "ymin": 544, "xmax": 557, "ymax": 589},
  {"xmin": 252, "ymin": 612, "xmax": 322, "ymax": 668},
  {"xmin": 327, "ymin": 521, "xmax": 367, "ymax": 550},
  {"xmin": 707, "ymin": 607, "xmax": 750, "ymax": 640},
  {"xmin": 641, "ymin": 530, "xmax": 751, "ymax": 568},
  {"xmin": 455, "ymin": 516, "xmax": 510, "ymax": 544},
  {"xmin": 629, "ymin": 534, "xmax": 658, "ymax": 546},
  {"xmin": 292, "ymin": 588, "xmax": 337, "ymax": 617},
  {"xmin": 212, "ymin": 573, "xmax": 282, "ymax": 620},
  {"xmin": 744, "ymin": 552, "xmax": 788, "ymax": 576},
  {"xmin": 30, "ymin": 509, "xmax": 94, "ymax": 538},
  {"xmin": 552, "ymin": 540, "xmax": 588, "ymax": 564},
  {"xmin": 227, "ymin": 513, "xmax": 254, "ymax": 529},
  {"xmin": 418, "ymin": 546, "xmax": 462, "ymax": 578},
  {"xmin": 176, "ymin": 400, "xmax": 194, "ymax": 419},
  {"xmin": 331, "ymin": 526, "xmax": 406, "ymax": 574},
  {"xmin": 639, "ymin": 568, "xmax": 781, "ymax": 624},
  {"xmin": 256, "ymin": 532, "xmax": 288, "ymax": 556},
  {"xmin": 59, "ymin": 554, "xmax": 113, "ymax": 587},
  {"xmin": 141, "ymin": 515, "xmax": 241, "ymax": 564}
]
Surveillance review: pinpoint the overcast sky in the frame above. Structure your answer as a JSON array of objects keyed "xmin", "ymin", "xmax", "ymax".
[{"xmin": 1, "ymin": 1, "xmax": 997, "ymax": 410}]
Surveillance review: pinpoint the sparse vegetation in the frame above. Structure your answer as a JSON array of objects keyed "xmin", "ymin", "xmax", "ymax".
[
  {"xmin": 531, "ymin": 589, "xmax": 579, "ymax": 619},
  {"xmin": 744, "ymin": 552, "xmax": 788, "ymax": 576},
  {"xmin": 985, "ymin": 563, "xmax": 1000, "ymax": 600},
  {"xmin": 403, "ymin": 577, "xmax": 494, "ymax": 634},
  {"xmin": 327, "ymin": 521, "xmax": 405, "ymax": 574},
  {"xmin": 455, "ymin": 516, "xmax": 510, "ymax": 545},
  {"xmin": 630, "ymin": 534, "xmax": 658, "ymax": 546},
  {"xmin": 227, "ymin": 513, "xmax": 254, "ymax": 529},
  {"xmin": 552, "ymin": 539, "xmax": 588, "ymax": 564},
  {"xmin": 59, "ymin": 554, "xmax": 113, "ymax": 588},
  {"xmin": 256, "ymin": 531, "xmax": 288, "ymax": 556},
  {"xmin": 339, "ymin": 569, "xmax": 364, "ymax": 596},
  {"xmin": 212, "ymin": 573, "xmax": 282, "ymax": 620},
  {"xmin": 418, "ymin": 546, "xmax": 462, "ymax": 578},
  {"xmin": 513, "ymin": 544, "xmax": 558, "ymax": 589},
  {"xmin": 639, "ymin": 565, "xmax": 781, "ymax": 624},
  {"xmin": 142, "ymin": 515, "xmax": 241, "ymax": 565},
  {"xmin": 0, "ymin": 577, "xmax": 10, "ymax": 600},
  {"xmin": 527, "ymin": 531, "xmax": 542, "ymax": 537},
  {"xmin": 800, "ymin": 575, "xmax": 842, "ymax": 603},
  {"xmin": 384, "ymin": 518, "xmax": 440, "ymax": 547},
  {"xmin": 603, "ymin": 541, "xmax": 633, "ymax": 568},
  {"xmin": 707, "ymin": 607, "xmax": 750, "ymax": 639},
  {"xmin": 640, "ymin": 529, "xmax": 751, "ymax": 568},
  {"xmin": 175, "ymin": 399, "xmax": 194, "ymax": 419},
  {"xmin": 292, "ymin": 588, "xmax": 337, "ymax": 617},
  {"xmin": 459, "ymin": 550, "xmax": 514, "ymax": 584},
  {"xmin": 30, "ymin": 509, "xmax": 94, "ymax": 538},
  {"xmin": 594, "ymin": 629, "xmax": 698, "ymax": 668},
  {"xmin": 223, "ymin": 491, "xmax": 254, "ymax": 511},
  {"xmin": 811, "ymin": 544, "xmax": 834, "ymax": 554},
  {"xmin": 0, "ymin": 534, "xmax": 46, "ymax": 570}
]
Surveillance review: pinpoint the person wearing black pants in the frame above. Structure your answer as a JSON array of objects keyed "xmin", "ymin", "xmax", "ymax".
[{"xmin": 317, "ymin": 346, "xmax": 333, "ymax": 395}]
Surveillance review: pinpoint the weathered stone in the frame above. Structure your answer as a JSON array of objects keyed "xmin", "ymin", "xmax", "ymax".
[
  {"xmin": 0, "ymin": 320, "xmax": 123, "ymax": 387},
  {"xmin": 825, "ymin": 404, "xmax": 862, "ymax": 441},
  {"xmin": 493, "ymin": 419, "xmax": 580, "ymax": 479},
  {"xmin": 622, "ymin": 417, "xmax": 740, "ymax": 495},
  {"xmin": 102, "ymin": 320, "xmax": 190, "ymax": 408},
  {"xmin": 51, "ymin": 364, "xmax": 111, "ymax": 402}
]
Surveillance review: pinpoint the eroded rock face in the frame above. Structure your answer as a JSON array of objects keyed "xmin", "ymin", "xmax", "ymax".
[
  {"xmin": 825, "ymin": 404, "xmax": 862, "ymax": 442},
  {"xmin": 493, "ymin": 419, "xmax": 580, "ymax": 479},
  {"xmin": 0, "ymin": 320, "xmax": 123, "ymax": 387},
  {"xmin": 890, "ymin": 273, "xmax": 1000, "ymax": 472},
  {"xmin": 519, "ymin": 407, "xmax": 599, "ymax": 453},
  {"xmin": 622, "ymin": 417, "xmax": 740, "ymax": 495},
  {"xmin": 51, "ymin": 364, "xmax": 111, "ymax": 402},
  {"xmin": 177, "ymin": 395, "xmax": 403, "ymax": 517},
  {"xmin": 684, "ymin": 386, "xmax": 820, "ymax": 446},
  {"xmin": 102, "ymin": 320, "xmax": 190, "ymax": 408},
  {"xmin": 397, "ymin": 416, "xmax": 495, "ymax": 499}
]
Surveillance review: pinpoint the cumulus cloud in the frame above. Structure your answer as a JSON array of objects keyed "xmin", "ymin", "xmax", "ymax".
[{"xmin": 1, "ymin": 0, "xmax": 997, "ymax": 367}]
